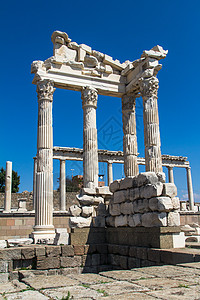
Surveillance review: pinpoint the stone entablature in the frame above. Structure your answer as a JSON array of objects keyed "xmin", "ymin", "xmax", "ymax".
[
  {"xmin": 53, "ymin": 147, "xmax": 189, "ymax": 167},
  {"xmin": 31, "ymin": 31, "xmax": 167, "ymax": 97}
]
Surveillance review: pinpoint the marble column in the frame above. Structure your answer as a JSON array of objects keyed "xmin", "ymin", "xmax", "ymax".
[
  {"xmin": 81, "ymin": 86, "xmax": 98, "ymax": 189},
  {"xmin": 122, "ymin": 93, "xmax": 139, "ymax": 177},
  {"xmin": 4, "ymin": 161, "xmax": 12, "ymax": 212},
  {"xmin": 139, "ymin": 76, "xmax": 163, "ymax": 173},
  {"xmin": 33, "ymin": 157, "xmax": 37, "ymax": 211},
  {"xmin": 32, "ymin": 79, "xmax": 55, "ymax": 243},
  {"xmin": 168, "ymin": 166, "xmax": 174, "ymax": 183},
  {"xmin": 60, "ymin": 159, "xmax": 66, "ymax": 211},
  {"xmin": 107, "ymin": 161, "xmax": 113, "ymax": 186},
  {"xmin": 186, "ymin": 167, "xmax": 195, "ymax": 211}
]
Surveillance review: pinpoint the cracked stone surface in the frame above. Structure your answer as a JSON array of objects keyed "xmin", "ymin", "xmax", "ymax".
[{"xmin": 0, "ymin": 263, "xmax": 200, "ymax": 299}]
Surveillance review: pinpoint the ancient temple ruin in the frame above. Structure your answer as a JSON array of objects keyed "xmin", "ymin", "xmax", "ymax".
[{"xmin": 30, "ymin": 30, "xmax": 188, "ymax": 245}]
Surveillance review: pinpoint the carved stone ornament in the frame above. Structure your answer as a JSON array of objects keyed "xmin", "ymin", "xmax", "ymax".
[
  {"xmin": 81, "ymin": 86, "xmax": 98, "ymax": 108},
  {"xmin": 139, "ymin": 76, "xmax": 159, "ymax": 99},
  {"xmin": 122, "ymin": 93, "xmax": 137, "ymax": 111},
  {"xmin": 36, "ymin": 80, "xmax": 55, "ymax": 101}
]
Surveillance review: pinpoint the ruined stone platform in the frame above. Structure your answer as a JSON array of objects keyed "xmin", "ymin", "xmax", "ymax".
[{"xmin": 0, "ymin": 263, "xmax": 200, "ymax": 299}]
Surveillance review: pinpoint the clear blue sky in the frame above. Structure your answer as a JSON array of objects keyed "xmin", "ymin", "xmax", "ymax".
[{"xmin": 0, "ymin": 0, "xmax": 199, "ymax": 202}]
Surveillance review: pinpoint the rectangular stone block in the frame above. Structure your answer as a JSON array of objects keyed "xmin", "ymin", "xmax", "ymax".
[
  {"xmin": 118, "ymin": 245, "xmax": 129, "ymax": 256},
  {"xmin": 0, "ymin": 248, "xmax": 21, "ymax": 260},
  {"xmin": 82, "ymin": 254, "xmax": 92, "ymax": 267},
  {"xmin": 160, "ymin": 250, "xmax": 194, "ymax": 265},
  {"xmin": 100, "ymin": 254, "xmax": 108, "ymax": 265},
  {"xmin": 109, "ymin": 180, "xmax": 120, "ymax": 193},
  {"xmin": 121, "ymin": 202, "xmax": 134, "ymax": 215},
  {"xmin": 147, "ymin": 248, "xmax": 161, "ymax": 263},
  {"xmin": 21, "ymin": 248, "xmax": 35, "ymax": 260},
  {"xmin": 73, "ymin": 245, "xmax": 84, "ymax": 256},
  {"xmin": 36, "ymin": 256, "xmax": 60, "ymax": 270},
  {"xmin": 163, "ymin": 183, "xmax": 177, "ymax": 198},
  {"xmin": 61, "ymin": 245, "xmax": 74, "ymax": 257},
  {"xmin": 129, "ymin": 246, "xmax": 137, "ymax": 257},
  {"xmin": 115, "ymin": 215, "xmax": 128, "ymax": 227},
  {"xmin": 136, "ymin": 247, "xmax": 147, "ymax": 260},
  {"xmin": 120, "ymin": 177, "xmax": 134, "ymax": 190},
  {"xmin": 96, "ymin": 244, "xmax": 108, "ymax": 254},
  {"xmin": 60, "ymin": 256, "xmax": 82, "ymax": 268},
  {"xmin": 129, "ymin": 188, "xmax": 140, "ymax": 201},
  {"xmin": 0, "ymin": 260, "xmax": 8, "ymax": 273},
  {"xmin": 119, "ymin": 255, "xmax": 128, "ymax": 269},
  {"xmin": 91, "ymin": 254, "xmax": 100, "ymax": 266},
  {"xmin": 84, "ymin": 245, "xmax": 96, "ymax": 254},
  {"xmin": 140, "ymin": 182, "xmax": 163, "ymax": 199},
  {"xmin": 109, "ymin": 203, "xmax": 121, "ymax": 216},
  {"xmin": 46, "ymin": 246, "xmax": 61, "ymax": 257},
  {"xmin": 128, "ymin": 257, "xmax": 140, "ymax": 269},
  {"xmin": 35, "ymin": 246, "xmax": 45, "ymax": 257},
  {"xmin": 113, "ymin": 190, "xmax": 127, "ymax": 204}
]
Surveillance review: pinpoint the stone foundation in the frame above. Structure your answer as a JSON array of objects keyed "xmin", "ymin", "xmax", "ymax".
[{"xmin": 0, "ymin": 227, "xmax": 198, "ymax": 280}]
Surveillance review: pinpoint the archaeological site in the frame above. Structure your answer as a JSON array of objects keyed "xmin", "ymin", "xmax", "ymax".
[{"xmin": 0, "ymin": 30, "xmax": 200, "ymax": 299}]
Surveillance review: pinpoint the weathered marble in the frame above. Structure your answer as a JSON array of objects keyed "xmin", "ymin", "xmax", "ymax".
[
  {"xmin": 122, "ymin": 93, "xmax": 139, "ymax": 177},
  {"xmin": 4, "ymin": 161, "xmax": 12, "ymax": 212},
  {"xmin": 32, "ymin": 79, "xmax": 55, "ymax": 243},
  {"xmin": 81, "ymin": 86, "xmax": 98, "ymax": 189}
]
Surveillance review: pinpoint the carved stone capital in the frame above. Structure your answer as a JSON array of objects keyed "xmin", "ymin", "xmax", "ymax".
[
  {"xmin": 36, "ymin": 80, "xmax": 55, "ymax": 101},
  {"xmin": 81, "ymin": 86, "xmax": 98, "ymax": 108},
  {"xmin": 122, "ymin": 93, "xmax": 137, "ymax": 111},
  {"xmin": 139, "ymin": 76, "xmax": 159, "ymax": 99}
]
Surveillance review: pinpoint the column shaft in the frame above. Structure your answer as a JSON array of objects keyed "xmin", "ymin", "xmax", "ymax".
[
  {"xmin": 186, "ymin": 167, "xmax": 195, "ymax": 211},
  {"xmin": 60, "ymin": 160, "xmax": 66, "ymax": 211},
  {"xmin": 4, "ymin": 161, "xmax": 12, "ymax": 212},
  {"xmin": 107, "ymin": 161, "xmax": 113, "ymax": 186},
  {"xmin": 139, "ymin": 76, "xmax": 162, "ymax": 172},
  {"xmin": 32, "ymin": 80, "xmax": 55, "ymax": 242},
  {"xmin": 168, "ymin": 166, "xmax": 174, "ymax": 183},
  {"xmin": 33, "ymin": 157, "xmax": 37, "ymax": 210},
  {"xmin": 122, "ymin": 94, "xmax": 139, "ymax": 177},
  {"xmin": 82, "ymin": 86, "xmax": 98, "ymax": 189}
]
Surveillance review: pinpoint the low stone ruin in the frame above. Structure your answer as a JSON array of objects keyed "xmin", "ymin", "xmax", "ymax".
[
  {"xmin": 107, "ymin": 172, "xmax": 180, "ymax": 228},
  {"xmin": 69, "ymin": 172, "xmax": 181, "ymax": 230},
  {"xmin": 69, "ymin": 186, "xmax": 111, "ymax": 228}
]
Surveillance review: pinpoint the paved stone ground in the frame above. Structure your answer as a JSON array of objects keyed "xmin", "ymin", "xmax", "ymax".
[{"xmin": 1, "ymin": 263, "xmax": 200, "ymax": 299}]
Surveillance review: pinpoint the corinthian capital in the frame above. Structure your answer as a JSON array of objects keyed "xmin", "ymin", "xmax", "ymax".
[
  {"xmin": 122, "ymin": 93, "xmax": 137, "ymax": 111},
  {"xmin": 36, "ymin": 80, "xmax": 55, "ymax": 101},
  {"xmin": 139, "ymin": 76, "xmax": 159, "ymax": 99},
  {"xmin": 81, "ymin": 86, "xmax": 98, "ymax": 108}
]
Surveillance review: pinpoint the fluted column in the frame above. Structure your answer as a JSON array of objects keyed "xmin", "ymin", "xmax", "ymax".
[
  {"xmin": 32, "ymin": 79, "xmax": 55, "ymax": 242},
  {"xmin": 186, "ymin": 167, "xmax": 195, "ymax": 211},
  {"xmin": 139, "ymin": 76, "xmax": 162, "ymax": 172},
  {"xmin": 33, "ymin": 157, "xmax": 37, "ymax": 210},
  {"xmin": 122, "ymin": 93, "xmax": 139, "ymax": 177},
  {"xmin": 4, "ymin": 161, "xmax": 12, "ymax": 212},
  {"xmin": 107, "ymin": 161, "xmax": 113, "ymax": 186},
  {"xmin": 81, "ymin": 86, "xmax": 98, "ymax": 189},
  {"xmin": 60, "ymin": 159, "xmax": 66, "ymax": 211},
  {"xmin": 168, "ymin": 166, "xmax": 174, "ymax": 183}
]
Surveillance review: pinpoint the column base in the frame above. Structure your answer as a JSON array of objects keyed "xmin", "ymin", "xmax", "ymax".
[{"xmin": 31, "ymin": 225, "xmax": 55, "ymax": 244}]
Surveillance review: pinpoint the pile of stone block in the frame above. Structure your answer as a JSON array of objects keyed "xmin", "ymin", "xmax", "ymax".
[
  {"xmin": 69, "ymin": 187, "xmax": 111, "ymax": 228},
  {"xmin": 181, "ymin": 223, "xmax": 200, "ymax": 242},
  {"xmin": 106, "ymin": 172, "xmax": 180, "ymax": 228}
]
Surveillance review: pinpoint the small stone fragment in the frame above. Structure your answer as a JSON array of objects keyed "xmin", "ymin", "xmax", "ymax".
[{"xmin": 69, "ymin": 205, "xmax": 82, "ymax": 217}]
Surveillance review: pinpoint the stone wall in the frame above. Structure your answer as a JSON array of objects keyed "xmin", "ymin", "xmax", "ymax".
[
  {"xmin": 107, "ymin": 172, "xmax": 180, "ymax": 228},
  {"xmin": 0, "ymin": 191, "xmax": 78, "ymax": 211},
  {"xmin": 0, "ymin": 213, "xmax": 70, "ymax": 240}
]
